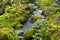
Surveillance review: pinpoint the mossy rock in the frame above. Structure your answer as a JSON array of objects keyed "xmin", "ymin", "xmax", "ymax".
[
  {"xmin": 23, "ymin": 28, "xmax": 35, "ymax": 39},
  {"xmin": 0, "ymin": 28, "xmax": 19, "ymax": 40},
  {"xmin": 31, "ymin": 14, "xmax": 42, "ymax": 22},
  {"xmin": 22, "ymin": 11, "xmax": 30, "ymax": 19},
  {"xmin": 28, "ymin": 3, "xmax": 33, "ymax": 9},
  {"xmin": 15, "ymin": 22, "xmax": 23, "ymax": 29}
]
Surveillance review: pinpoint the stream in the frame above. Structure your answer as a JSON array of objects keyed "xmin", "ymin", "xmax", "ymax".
[
  {"xmin": 15, "ymin": 4, "xmax": 43, "ymax": 38},
  {"xmin": 16, "ymin": 11, "xmax": 43, "ymax": 32},
  {"xmin": 16, "ymin": 17, "xmax": 33, "ymax": 34},
  {"xmin": 16, "ymin": 14, "xmax": 33, "ymax": 39}
]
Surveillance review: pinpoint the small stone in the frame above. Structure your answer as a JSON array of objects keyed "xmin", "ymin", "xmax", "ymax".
[
  {"xmin": 54, "ymin": 3, "xmax": 58, "ymax": 7},
  {"xmin": 38, "ymin": 10, "xmax": 43, "ymax": 14},
  {"xmin": 24, "ymin": 4, "xmax": 28, "ymax": 8},
  {"xmin": 18, "ymin": 31, "xmax": 24, "ymax": 36},
  {"xmin": 33, "ymin": 6, "xmax": 38, "ymax": 9},
  {"xmin": 32, "ymin": 10, "xmax": 43, "ymax": 15}
]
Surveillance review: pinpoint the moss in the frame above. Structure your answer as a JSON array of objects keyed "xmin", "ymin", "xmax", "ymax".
[
  {"xmin": 31, "ymin": 14, "xmax": 42, "ymax": 22},
  {"xmin": 5, "ymin": 6, "xmax": 17, "ymax": 14},
  {"xmin": 36, "ymin": 0, "xmax": 55, "ymax": 7},
  {"xmin": 0, "ymin": 28, "xmax": 19, "ymax": 40},
  {"xmin": 0, "ymin": 13, "xmax": 17, "ymax": 28},
  {"xmin": 46, "ymin": 13, "xmax": 60, "ymax": 28},
  {"xmin": 41, "ymin": 5, "xmax": 60, "ymax": 16},
  {"xmin": 28, "ymin": 3, "xmax": 33, "ymax": 9},
  {"xmin": 45, "ymin": 28, "xmax": 60, "ymax": 40},
  {"xmin": 19, "ymin": 16, "xmax": 26, "ymax": 23},
  {"xmin": 33, "ymin": 19, "xmax": 60, "ymax": 40},
  {"xmin": 17, "ymin": 4, "xmax": 25, "ymax": 9},
  {"xmin": 0, "ymin": 5, "xmax": 30, "ymax": 28},
  {"xmin": 0, "ymin": 0, "xmax": 12, "ymax": 15},
  {"xmin": 15, "ymin": 0, "xmax": 29, "ymax": 4},
  {"xmin": 15, "ymin": 22, "xmax": 23, "ymax": 29},
  {"xmin": 22, "ymin": 11, "xmax": 30, "ymax": 19},
  {"xmin": 12, "ymin": 4, "xmax": 25, "ymax": 10},
  {"xmin": 23, "ymin": 28, "xmax": 35, "ymax": 39},
  {"xmin": 51, "ymin": 30, "xmax": 60, "ymax": 40}
]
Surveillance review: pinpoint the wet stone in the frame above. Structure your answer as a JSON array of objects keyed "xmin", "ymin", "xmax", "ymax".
[
  {"xmin": 29, "ymin": 0, "xmax": 36, "ymax": 3},
  {"xmin": 54, "ymin": 3, "xmax": 58, "ymax": 7},
  {"xmin": 32, "ymin": 10, "xmax": 43, "ymax": 15},
  {"xmin": 18, "ymin": 31, "xmax": 24, "ymax": 36}
]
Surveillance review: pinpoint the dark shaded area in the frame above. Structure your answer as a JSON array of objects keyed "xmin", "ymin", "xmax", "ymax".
[
  {"xmin": 29, "ymin": 0, "xmax": 36, "ymax": 3},
  {"xmin": 25, "ymin": 37, "xmax": 33, "ymax": 40},
  {"xmin": 18, "ymin": 32, "xmax": 24, "ymax": 36}
]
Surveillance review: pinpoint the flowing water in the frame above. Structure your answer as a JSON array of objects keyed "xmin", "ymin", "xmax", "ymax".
[
  {"xmin": 16, "ymin": 17, "xmax": 33, "ymax": 33},
  {"xmin": 15, "ymin": 9, "xmax": 43, "ymax": 38}
]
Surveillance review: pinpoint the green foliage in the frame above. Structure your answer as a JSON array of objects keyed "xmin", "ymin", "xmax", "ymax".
[
  {"xmin": 0, "ymin": 4, "xmax": 30, "ymax": 29},
  {"xmin": 23, "ymin": 28, "xmax": 35, "ymax": 39},
  {"xmin": 0, "ymin": 28, "xmax": 19, "ymax": 40},
  {"xmin": 41, "ymin": 5, "xmax": 60, "ymax": 16},
  {"xmin": 0, "ymin": 0, "xmax": 13, "ymax": 14},
  {"xmin": 33, "ymin": 18, "xmax": 60, "ymax": 40},
  {"xmin": 33, "ymin": 19, "xmax": 48, "ymax": 40},
  {"xmin": 0, "ymin": 13, "xmax": 17, "ymax": 28},
  {"xmin": 15, "ymin": 22, "xmax": 23, "ymax": 29},
  {"xmin": 31, "ymin": 14, "xmax": 42, "ymax": 22},
  {"xmin": 28, "ymin": 3, "xmax": 33, "ymax": 9},
  {"xmin": 49, "ymin": 6, "xmax": 60, "ymax": 13},
  {"xmin": 5, "ymin": 5, "xmax": 25, "ymax": 14},
  {"xmin": 36, "ymin": 0, "xmax": 55, "ymax": 7},
  {"xmin": 46, "ymin": 13, "xmax": 60, "ymax": 28},
  {"xmin": 5, "ymin": 6, "xmax": 17, "ymax": 14},
  {"xmin": 14, "ymin": 0, "xmax": 29, "ymax": 4},
  {"xmin": 46, "ymin": 28, "xmax": 60, "ymax": 40},
  {"xmin": 35, "ymin": 0, "xmax": 60, "ymax": 16}
]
